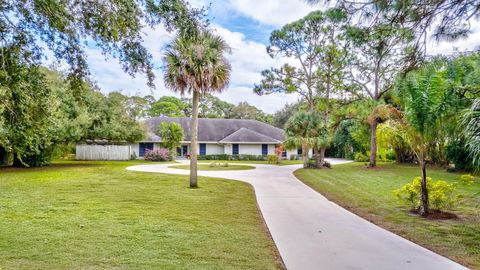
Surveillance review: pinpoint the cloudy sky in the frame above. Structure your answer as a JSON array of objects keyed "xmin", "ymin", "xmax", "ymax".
[{"xmin": 80, "ymin": 0, "xmax": 480, "ymax": 114}]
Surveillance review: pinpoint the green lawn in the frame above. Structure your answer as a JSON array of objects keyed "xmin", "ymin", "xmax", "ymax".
[
  {"xmin": 170, "ymin": 164, "xmax": 255, "ymax": 171},
  {"xmin": 294, "ymin": 162, "xmax": 480, "ymax": 269},
  {"xmin": 0, "ymin": 161, "xmax": 282, "ymax": 269}
]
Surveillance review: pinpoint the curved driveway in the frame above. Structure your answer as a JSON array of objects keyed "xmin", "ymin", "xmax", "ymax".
[{"xmin": 127, "ymin": 159, "xmax": 467, "ymax": 270}]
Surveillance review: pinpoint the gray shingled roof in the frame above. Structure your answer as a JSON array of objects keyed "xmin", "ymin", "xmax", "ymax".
[
  {"xmin": 219, "ymin": 128, "xmax": 281, "ymax": 143},
  {"xmin": 142, "ymin": 117, "xmax": 284, "ymax": 143}
]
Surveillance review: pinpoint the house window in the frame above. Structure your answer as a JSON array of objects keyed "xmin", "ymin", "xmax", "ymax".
[
  {"xmin": 262, "ymin": 144, "xmax": 268, "ymax": 155},
  {"xmin": 199, "ymin": 143, "xmax": 206, "ymax": 155},
  {"xmin": 282, "ymin": 151, "xmax": 287, "ymax": 158},
  {"xmin": 139, "ymin": 143, "xmax": 154, "ymax": 157},
  {"xmin": 297, "ymin": 148, "xmax": 303, "ymax": 155},
  {"xmin": 232, "ymin": 144, "xmax": 239, "ymax": 155},
  {"xmin": 182, "ymin": 145, "xmax": 188, "ymax": 156}
]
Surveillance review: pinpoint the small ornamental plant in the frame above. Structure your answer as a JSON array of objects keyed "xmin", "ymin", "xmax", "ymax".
[
  {"xmin": 393, "ymin": 176, "xmax": 458, "ymax": 211},
  {"xmin": 144, "ymin": 148, "xmax": 172, "ymax": 162},
  {"xmin": 267, "ymin": 154, "xmax": 279, "ymax": 164},
  {"xmin": 459, "ymin": 174, "xmax": 476, "ymax": 185}
]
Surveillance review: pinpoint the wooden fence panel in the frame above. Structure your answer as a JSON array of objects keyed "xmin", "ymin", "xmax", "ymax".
[{"xmin": 75, "ymin": 144, "xmax": 131, "ymax": 160}]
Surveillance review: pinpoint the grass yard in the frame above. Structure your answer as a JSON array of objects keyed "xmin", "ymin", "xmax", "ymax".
[
  {"xmin": 294, "ymin": 162, "xmax": 480, "ymax": 269},
  {"xmin": 170, "ymin": 164, "xmax": 255, "ymax": 171},
  {"xmin": 0, "ymin": 160, "xmax": 282, "ymax": 270}
]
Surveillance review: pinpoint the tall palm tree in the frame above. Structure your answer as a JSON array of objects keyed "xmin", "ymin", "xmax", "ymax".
[{"xmin": 164, "ymin": 31, "xmax": 231, "ymax": 188}]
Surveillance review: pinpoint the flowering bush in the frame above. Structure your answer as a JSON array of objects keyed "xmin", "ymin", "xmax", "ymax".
[
  {"xmin": 393, "ymin": 176, "xmax": 458, "ymax": 211},
  {"xmin": 459, "ymin": 174, "xmax": 476, "ymax": 185},
  {"xmin": 144, "ymin": 148, "xmax": 172, "ymax": 162}
]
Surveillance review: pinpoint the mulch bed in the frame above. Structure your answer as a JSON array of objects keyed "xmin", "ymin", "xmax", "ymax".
[{"xmin": 409, "ymin": 209, "xmax": 459, "ymax": 220}]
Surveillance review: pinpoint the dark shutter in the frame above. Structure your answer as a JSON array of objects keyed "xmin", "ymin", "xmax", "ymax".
[
  {"xmin": 199, "ymin": 143, "xmax": 207, "ymax": 155},
  {"xmin": 232, "ymin": 144, "xmax": 239, "ymax": 155},
  {"xmin": 262, "ymin": 144, "xmax": 268, "ymax": 155}
]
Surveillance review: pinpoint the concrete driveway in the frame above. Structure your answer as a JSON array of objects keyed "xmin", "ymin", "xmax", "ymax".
[{"xmin": 127, "ymin": 159, "xmax": 468, "ymax": 270}]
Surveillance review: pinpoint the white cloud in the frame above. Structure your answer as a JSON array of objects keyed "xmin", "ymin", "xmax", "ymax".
[
  {"xmin": 225, "ymin": 0, "xmax": 317, "ymax": 26},
  {"xmin": 427, "ymin": 20, "xmax": 480, "ymax": 55}
]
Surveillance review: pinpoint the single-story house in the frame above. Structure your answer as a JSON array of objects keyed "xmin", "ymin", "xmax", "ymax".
[
  {"xmin": 133, "ymin": 117, "xmax": 285, "ymax": 158},
  {"xmin": 76, "ymin": 117, "xmax": 311, "ymax": 160}
]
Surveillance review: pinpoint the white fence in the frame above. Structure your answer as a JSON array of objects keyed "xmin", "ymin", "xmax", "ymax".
[{"xmin": 76, "ymin": 144, "xmax": 131, "ymax": 160}]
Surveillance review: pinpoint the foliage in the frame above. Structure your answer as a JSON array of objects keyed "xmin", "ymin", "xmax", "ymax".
[
  {"xmin": 82, "ymin": 91, "xmax": 145, "ymax": 143},
  {"xmin": 354, "ymin": 152, "xmax": 369, "ymax": 162},
  {"xmin": 463, "ymin": 99, "xmax": 480, "ymax": 167},
  {"xmin": 209, "ymin": 162, "xmax": 229, "ymax": 168},
  {"xmin": 307, "ymin": 0, "xmax": 480, "ymax": 45},
  {"xmin": 149, "ymin": 96, "xmax": 186, "ymax": 117},
  {"xmin": 228, "ymin": 101, "xmax": 273, "ymax": 124},
  {"xmin": 271, "ymin": 101, "xmax": 306, "ymax": 128},
  {"xmin": 459, "ymin": 174, "xmax": 476, "ymax": 185},
  {"xmin": 394, "ymin": 176, "xmax": 458, "ymax": 211},
  {"xmin": 255, "ymin": 8, "xmax": 350, "ymax": 111},
  {"xmin": 144, "ymin": 148, "xmax": 172, "ymax": 162},
  {"xmin": 157, "ymin": 122, "xmax": 184, "ymax": 154},
  {"xmin": 267, "ymin": 154, "xmax": 279, "ymax": 164},
  {"xmin": 0, "ymin": 0, "xmax": 205, "ymax": 91},
  {"xmin": 0, "ymin": 48, "xmax": 58, "ymax": 167},
  {"xmin": 284, "ymin": 111, "xmax": 328, "ymax": 168},
  {"xmin": 445, "ymin": 140, "xmax": 475, "ymax": 171}
]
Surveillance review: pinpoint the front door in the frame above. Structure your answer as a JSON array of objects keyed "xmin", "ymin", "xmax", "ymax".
[{"xmin": 182, "ymin": 145, "xmax": 188, "ymax": 157}]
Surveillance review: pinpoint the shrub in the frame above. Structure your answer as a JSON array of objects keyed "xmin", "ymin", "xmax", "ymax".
[
  {"xmin": 459, "ymin": 174, "xmax": 475, "ymax": 185},
  {"xmin": 144, "ymin": 148, "xmax": 172, "ymax": 162},
  {"xmin": 290, "ymin": 154, "xmax": 297, "ymax": 160},
  {"xmin": 267, "ymin": 155, "xmax": 279, "ymax": 164},
  {"xmin": 209, "ymin": 162, "xmax": 229, "ymax": 168},
  {"xmin": 354, "ymin": 152, "xmax": 369, "ymax": 162},
  {"xmin": 394, "ymin": 176, "xmax": 458, "ymax": 211},
  {"xmin": 385, "ymin": 149, "xmax": 396, "ymax": 161},
  {"xmin": 445, "ymin": 140, "xmax": 474, "ymax": 171}
]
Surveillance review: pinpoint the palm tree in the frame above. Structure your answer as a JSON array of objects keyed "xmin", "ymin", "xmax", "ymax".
[
  {"xmin": 397, "ymin": 61, "xmax": 453, "ymax": 216},
  {"xmin": 164, "ymin": 31, "xmax": 231, "ymax": 188},
  {"xmin": 284, "ymin": 111, "xmax": 327, "ymax": 168},
  {"xmin": 463, "ymin": 98, "xmax": 480, "ymax": 167}
]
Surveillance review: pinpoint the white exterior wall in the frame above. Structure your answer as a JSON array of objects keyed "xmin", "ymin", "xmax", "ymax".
[
  {"xmin": 267, "ymin": 144, "xmax": 276, "ymax": 155},
  {"xmin": 130, "ymin": 143, "xmax": 139, "ymax": 158},
  {"xmin": 206, "ymin": 144, "xmax": 224, "ymax": 155},
  {"xmin": 238, "ymin": 144, "xmax": 262, "ymax": 155},
  {"xmin": 224, "ymin": 144, "xmax": 232, "ymax": 155},
  {"xmin": 76, "ymin": 144, "xmax": 131, "ymax": 160}
]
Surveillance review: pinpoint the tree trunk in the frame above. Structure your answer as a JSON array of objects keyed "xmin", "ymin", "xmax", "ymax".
[
  {"xmin": 319, "ymin": 147, "xmax": 326, "ymax": 167},
  {"xmin": 12, "ymin": 153, "xmax": 25, "ymax": 168},
  {"xmin": 419, "ymin": 157, "xmax": 429, "ymax": 216},
  {"xmin": 313, "ymin": 147, "xmax": 321, "ymax": 168},
  {"xmin": 189, "ymin": 91, "xmax": 200, "ymax": 188},
  {"xmin": 302, "ymin": 143, "xmax": 309, "ymax": 169},
  {"xmin": 369, "ymin": 120, "xmax": 378, "ymax": 167}
]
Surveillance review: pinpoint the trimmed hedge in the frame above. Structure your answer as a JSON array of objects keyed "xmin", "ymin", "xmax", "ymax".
[{"xmin": 197, "ymin": 154, "xmax": 267, "ymax": 161}]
